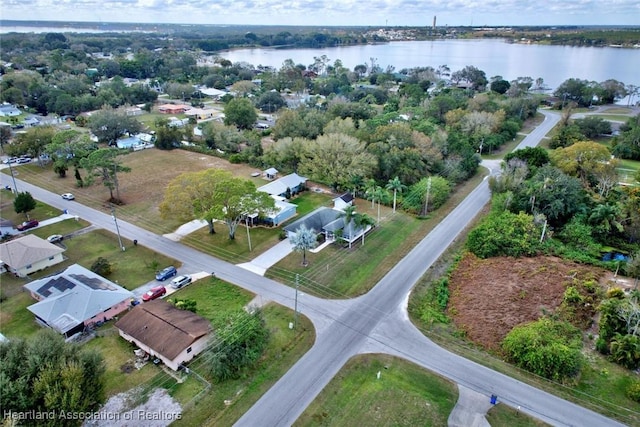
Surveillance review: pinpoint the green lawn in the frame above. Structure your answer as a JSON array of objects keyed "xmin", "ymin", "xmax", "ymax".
[
  {"xmin": 267, "ymin": 173, "xmax": 486, "ymax": 298},
  {"xmin": 486, "ymin": 403, "xmax": 551, "ymax": 427},
  {"xmin": 295, "ymin": 354, "xmax": 457, "ymax": 427}
]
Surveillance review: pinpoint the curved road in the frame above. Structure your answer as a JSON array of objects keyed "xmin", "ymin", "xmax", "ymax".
[{"xmin": 1, "ymin": 110, "xmax": 627, "ymax": 426}]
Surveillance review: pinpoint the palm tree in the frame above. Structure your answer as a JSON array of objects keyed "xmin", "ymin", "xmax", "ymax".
[
  {"xmin": 290, "ymin": 225, "xmax": 318, "ymax": 266},
  {"xmin": 373, "ymin": 186, "xmax": 390, "ymax": 225},
  {"xmin": 386, "ymin": 176, "xmax": 406, "ymax": 213},
  {"xmin": 364, "ymin": 178, "xmax": 377, "ymax": 209},
  {"xmin": 349, "ymin": 174, "xmax": 364, "ymax": 198},
  {"xmin": 354, "ymin": 213, "xmax": 375, "ymax": 245}
]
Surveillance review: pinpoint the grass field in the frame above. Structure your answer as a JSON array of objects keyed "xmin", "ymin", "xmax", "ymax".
[{"xmin": 295, "ymin": 354, "xmax": 457, "ymax": 426}]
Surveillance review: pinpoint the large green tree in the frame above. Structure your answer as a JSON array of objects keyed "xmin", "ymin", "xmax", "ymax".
[
  {"xmin": 0, "ymin": 329, "xmax": 106, "ymax": 426},
  {"xmin": 87, "ymin": 107, "xmax": 142, "ymax": 146},
  {"xmin": 165, "ymin": 170, "xmax": 275, "ymax": 240},
  {"xmin": 223, "ymin": 97, "xmax": 258, "ymax": 130},
  {"xmin": 80, "ymin": 148, "xmax": 131, "ymax": 203},
  {"xmin": 206, "ymin": 310, "xmax": 269, "ymax": 382},
  {"xmin": 13, "ymin": 191, "xmax": 37, "ymax": 219},
  {"xmin": 299, "ymin": 133, "xmax": 376, "ymax": 190}
]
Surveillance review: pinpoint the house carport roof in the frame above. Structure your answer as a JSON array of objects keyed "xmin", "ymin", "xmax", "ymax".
[{"xmin": 114, "ymin": 300, "xmax": 212, "ymax": 360}]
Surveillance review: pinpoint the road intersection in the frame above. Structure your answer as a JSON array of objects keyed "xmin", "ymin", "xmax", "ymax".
[{"xmin": 1, "ymin": 110, "xmax": 628, "ymax": 426}]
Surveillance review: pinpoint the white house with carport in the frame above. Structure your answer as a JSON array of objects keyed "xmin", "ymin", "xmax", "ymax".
[
  {"xmin": 114, "ymin": 300, "xmax": 212, "ymax": 371},
  {"xmin": 257, "ymin": 172, "xmax": 307, "ymax": 198},
  {"xmin": 283, "ymin": 206, "xmax": 373, "ymax": 248},
  {"xmin": 0, "ymin": 104, "xmax": 21, "ymax": 117},
  {"xmin": 23, "ymin": 264, "xmax": 134, "ymax": 338},
  {"xmin": 0, "ymin": 234, "xmax": 65, "ymax": 277}
]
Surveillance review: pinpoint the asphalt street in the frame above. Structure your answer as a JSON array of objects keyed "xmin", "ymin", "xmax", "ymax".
[{"xmin": 1, "ymin": 109, "xmax": 628, "ymax": 427}]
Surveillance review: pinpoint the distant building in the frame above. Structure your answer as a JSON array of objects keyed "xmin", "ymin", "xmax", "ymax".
[{"xmin": 0, "ymin": 104, "xmax": 21, "ymax": 117}]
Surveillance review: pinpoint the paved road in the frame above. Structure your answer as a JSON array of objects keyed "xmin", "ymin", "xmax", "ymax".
[{"xmin": 1, "ymin": 110, "xmax": 627, "ymax": 427}]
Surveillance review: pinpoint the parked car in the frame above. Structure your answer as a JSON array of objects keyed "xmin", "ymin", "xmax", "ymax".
[
  {"xmin": 61, "ymin": 193, "xmax": 75, "ymax": 200},
  {"xmin": 155, "ymin": 266, "xmax": 177, "ymax": 281},
  {"xmin": 170, "ymin": 275, "xmax": 192, "ymax": 289},
  {"xmin": 2, "ymin": 157, "xmax": 18, "ymax": 164},
  {"xmin": 46, "ymin": 234, "xmax": 63, "ymax": 243},
  {"xmin": 17, "ymin": 220, "xmax": 39, "ymax": 231},
  {"xmin": 142, "ymin": 286, "xmax": 166, "ymax": 302},
  {"xmin": 16, "ymin": 157, "xmax": 32, "ymax": 164}
]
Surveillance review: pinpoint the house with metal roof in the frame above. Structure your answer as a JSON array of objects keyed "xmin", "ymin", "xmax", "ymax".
[
  {"xmin": 257, "ymin": 172, "xmax": 308, "ymax": 198},
  {"xmin": 115, "ymin": 300, "xmax": 212, "ymax": 371},
  {"xmin": 0, "ymin": 104, "xmax": 21, "ymax": 117},
  {"xmin": 23, "ymin": 264, "xmax": 134, "ymax": 338},
  {"xmin": 0, "ymin": 234, "xmax": 65, "ymax": 277}
]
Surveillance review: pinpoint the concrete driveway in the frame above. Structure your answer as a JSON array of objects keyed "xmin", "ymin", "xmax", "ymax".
[{"xmin": 237, "ymin": 238, "xmax": 293, "ymax": 275}]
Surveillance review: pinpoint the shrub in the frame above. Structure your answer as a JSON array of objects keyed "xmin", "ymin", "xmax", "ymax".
[
  {"xmin": 90, "ymin": 257, "xmax": 112, "ymax": 276},
  {"xmin": 466, "ymin": 211, "xmax": 541, "ymax": 258},
  {"xmin": 502, "ymin": 318, "xmax": 583, "ymax": 382},
  {"xmin": 626, "ymin": 380, "xmax": 640, "ymax": 402}
]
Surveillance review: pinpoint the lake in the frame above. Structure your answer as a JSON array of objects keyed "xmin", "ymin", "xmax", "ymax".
[{"xmin": 220, "ymin": 39, "xmax": 640, "ymax": 92}]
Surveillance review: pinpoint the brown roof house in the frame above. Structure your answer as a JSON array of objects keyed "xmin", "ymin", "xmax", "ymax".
[
  {"xmin": 23, "ymin": 264, "xmax": 134, "ymax": 338},
  {"xmin": 0, "ymin": 234, "xmax": 65, "ymax": 277},
  {"xmin": 115, "ymin": 300, "xmax": 212, "ymax": 371}
]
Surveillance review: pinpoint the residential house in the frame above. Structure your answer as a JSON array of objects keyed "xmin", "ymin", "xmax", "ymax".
[
  {"xmin": 115, "ymin": 300, "xmax": 212, "ymax": 371},
  {"xmin": 283, "ymin": 206, "xmax": 372, "ymax": 248},
  {"xmin": 0, "ymin": 104, "xmax": 21, "ymax": 117},
  {"xmin": 23, "ymin": 264, "xmax": 134, "ymax": 338},
  {"xmin": 116, "ymin": 135, "xmax": 142, "ymax": 149},
  {"xmin": 283, "ymin": 207, "xmax": 342, "ymax": 239},
  {"xmin": 257, "ymin": 173, "xmax": 307, "ymax": 198},
  {"xmin": 0, "ymin": 234, "xmax": 65, "ymax": 277},
  {"xmin": 262, "ymin": 196, "xmax": 298, "ymax": 226},
  {"xmin": 158, "ymin": 104, "xmax": 190, "ymax": 114},
  {"xmin": 185, "ymin": 107, "xmax": 218, "ymax": 120},
  {"xmin": 198, "ymin": 87, "xmax": 227, "ymax": 100},
  {"xmin": 124, "ymin": 106, "xmax": 143, "ymax": 116},
  {"xmin": 333, "ymin": 193, "xmax": 354, "ymax": 211}
]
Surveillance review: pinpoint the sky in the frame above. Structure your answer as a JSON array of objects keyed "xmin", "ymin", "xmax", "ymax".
[{"xmin": 1, "ymin": 0, "xmax": 639, "ymax": 27}]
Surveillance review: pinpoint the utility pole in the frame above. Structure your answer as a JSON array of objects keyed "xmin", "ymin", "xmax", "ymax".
[
  {"xmin": 246, "ymin": 218, "xmax": 252, "ymax": 252},
  {"xmin": 294, "ymin": 274, "xmax": 299, "ymax": 329},
  {"xmin": 7, "ymin": 161, "xmax": 18, "ymax": 193},
  {"xmin": 424, "ymin": 176, "xmax": 432, "ymax": 216},
  {"xmin": 110, "ymin": 204, "xmax": 125, "ymax": 251}
]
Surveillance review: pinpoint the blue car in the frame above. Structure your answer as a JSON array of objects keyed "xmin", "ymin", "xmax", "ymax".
[{"xmin": 155, "ymin": 266, "xmax": 177, "ymax": 281}]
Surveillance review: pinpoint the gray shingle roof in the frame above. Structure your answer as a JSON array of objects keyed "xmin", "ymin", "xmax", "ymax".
[{"xmin": 0, "ymin": 234, "xmax": 64, "ymax": 269}]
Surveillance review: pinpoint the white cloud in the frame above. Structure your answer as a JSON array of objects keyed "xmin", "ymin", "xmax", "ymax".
[{"xmin": 2, "ymin": 0, "xmax": 639, "ymax": 26}]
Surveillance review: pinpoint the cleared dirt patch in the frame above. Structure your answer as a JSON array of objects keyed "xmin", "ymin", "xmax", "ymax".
[{"xmin": 447, "ymin": 254, "xmax": 606, "ymax": 352}]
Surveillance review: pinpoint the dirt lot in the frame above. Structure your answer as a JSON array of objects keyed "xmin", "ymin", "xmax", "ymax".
[{"xmin": 447, "ymin": 254, "xmax": 616, "ymax": 352}]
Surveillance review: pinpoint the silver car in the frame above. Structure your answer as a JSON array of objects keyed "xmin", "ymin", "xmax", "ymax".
[{"xmin": 170, "ymin": 275, "xmax": 192, "ymax": 289}]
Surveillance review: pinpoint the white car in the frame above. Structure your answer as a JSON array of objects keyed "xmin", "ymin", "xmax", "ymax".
[
  {"xmin": 47, "ymin": 234, "xmax": 63, "ymax": 243},
  {"xmin": 61, "ymin": 193, "xmax": 75, "ymax": 200},
  {"xmin": 170, "ymin": 275, "xmax": 192, "ymax": 289}
]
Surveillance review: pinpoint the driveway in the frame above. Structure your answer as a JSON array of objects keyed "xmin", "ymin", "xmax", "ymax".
[{"xmin": 237, "ymin": 238, "xmax": 293, "ymax": 275}]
